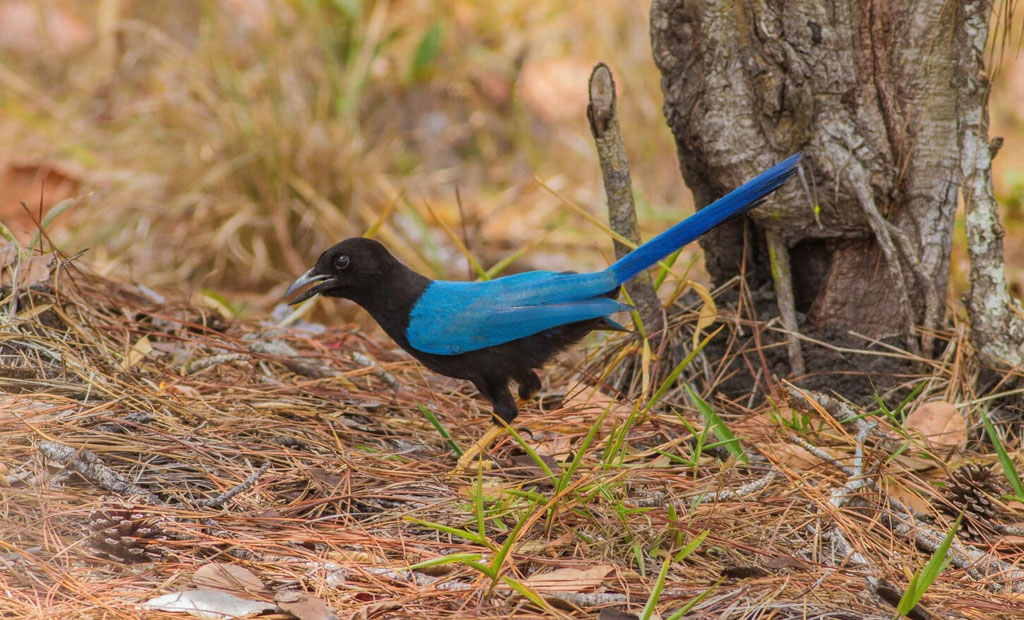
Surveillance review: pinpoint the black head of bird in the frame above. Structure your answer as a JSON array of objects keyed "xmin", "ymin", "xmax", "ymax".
[{"xmin": 284, "ymin": 238, "xmax": 422, "ymax": 307}]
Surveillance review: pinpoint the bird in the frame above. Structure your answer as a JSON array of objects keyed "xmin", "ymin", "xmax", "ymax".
[{"xmin": 285, "ymin": 154, "xmax": 801, "ymax": 472}]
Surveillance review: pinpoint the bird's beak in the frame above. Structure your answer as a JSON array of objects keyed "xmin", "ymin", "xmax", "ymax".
[{"xmin": 284, "ymin": 269, "xmax": 333, "ymax": 305}]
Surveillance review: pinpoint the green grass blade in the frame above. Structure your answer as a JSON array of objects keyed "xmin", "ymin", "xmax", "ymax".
[
  {"xmin": 897, "ymin": 513, "xmax": 961, "ymax": 615},
  {"xmin": 28, "ymin": 196, "xmax": 83, "ymax": 253},
  {"xmin": 417, "ymin": 405, "xmax": 463, "ymax": 457},
  {"xmin": 486, "ymin": 505, "xmax": 534, "ymax": 594},
  {"xmin": 474, "ymin": 464, "xmax": 486, "ymax": 540},
  {"xmin": 641, "ymin": 554, "xmax": 671, "ymax": 620},
  {"xmin": 684, "ymin": 384, "xmax": 747, "ymax": 463},
  {"xmin": 407, "ymin": 21, "xmax": 443, "ymax": 82},
  {"xmin": 504, "ymin": 423, "xmax": 556, "ymax": 481},
  {"xmin": 652, "ymin": 248, "xmax": 683, "ymax": 291},
  {"xmin": 501, "ymin": 577, "xmax": 549, "ymax": 611},
  {"xmin": 404, "ymin": 516, "xmax": 492, "ymax": 549},
  {"xmin": 408, "ymin": 553, "xmax": 483, "ymax": 571},
  {"xmin": 673, "ymin": 529, "xmax": 708, "ymax": 562},
  {"xmin": 665, "ymin": 577, "xmax": 722, "ymax": 620},
  {"xmin": 979, "ymin": 407, "xmax": 1024, "ymax": 499},
  {"xmin": 642, "ymin": 325, "xmax": 722, "ymax": 416},
  {"xmin": 641, "ymin": 530, "xmax": 707, "ymax": 620},
  {"xmin": 556, "ymin": 399, "xmax": 612, "ymax": 494}
]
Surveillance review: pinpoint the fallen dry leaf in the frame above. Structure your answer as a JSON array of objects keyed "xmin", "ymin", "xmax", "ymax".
[
  {"xmin": 193, "ymin": 563, "xmax": 266, "ymax": 594},
  {"xmin": 688, "ymin": 279, "xmax": 718, "ymax": 349},
  {"xmin": 516, "ymin": 531, "xmax": 574, "ymax": 556},
  {"xmin": 0, "ymin": 162, "xmax": 82, "ymax": 241},
  {"xmin": 888, "ymin": 480, "xmax": 933, "ymax": 515},
  {"xmin": 763, "ymin": 442, "xmax": 843, "ymax": 471},
  {"xmin": 141, "ymin": 589, "xmax": 276, "ymax": 619},
  {"xmin": 0, "ymin": 252, "xmax": 53, "ymax": 287},
  {"xmin": 275, "ymin": 590, "xmax": 340, "ymax": 620},
  {"xmin": 0, "ymin": 241, "xmax": 17, "ymax": 269},
  {"xmin": 529, "ymin": 431, "xmax": 573, "ymax": 459},
  {"xmin": 523, "ymin": 564, "xmax": 613, "ymax": 593},
  {"xmin": 905, "ymin": 401, "xmax": 967, "ymax": 450},
  {"xmin": 354, "ymin": 600, "xmax": 403, "ymax": 620},
  {"xmin": 120, "ymin": 336, "xmax": 153, "ymax": 371}
]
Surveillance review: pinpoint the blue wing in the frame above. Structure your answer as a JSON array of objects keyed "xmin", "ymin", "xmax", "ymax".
[
  {"xmin": 407, "ymin": 270, "xmax": 628, "ymax": 355},
  {"xmin": 406, "ymin": 154, "xmax": 802, "ymax": 356}
]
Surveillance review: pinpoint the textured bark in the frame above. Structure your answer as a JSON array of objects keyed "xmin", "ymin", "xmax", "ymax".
[
  {"xmin": 587, "ymin": 63, "xmax": 666, "ymax": 340},
  {"xmin": 649, "ymin": 0, "xmax": 973, "ymax": 359},
  {"xmin": 958, "ymin": 1, "xmax": 1024, "ymax": 366}
]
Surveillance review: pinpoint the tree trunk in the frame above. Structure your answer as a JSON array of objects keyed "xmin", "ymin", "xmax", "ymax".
[{"xmin": 649, "ymin": 0, "xmax": 986, "ymax": 364}]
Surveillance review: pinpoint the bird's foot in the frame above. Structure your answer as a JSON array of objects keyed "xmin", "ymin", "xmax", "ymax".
[{"xmin": 451, "ymin": 422, "xmax": 507, "ymax": 475}]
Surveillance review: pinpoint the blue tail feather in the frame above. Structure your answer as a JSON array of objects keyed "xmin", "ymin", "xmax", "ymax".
[{"xmin": 607, "ymin": 154, "xmax": 801, "ymax": 284}]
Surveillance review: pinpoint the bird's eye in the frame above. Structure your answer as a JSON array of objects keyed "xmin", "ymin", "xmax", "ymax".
[{"xmin": 334, "ymin": 255, "xmax": 350, "ymax": 270}]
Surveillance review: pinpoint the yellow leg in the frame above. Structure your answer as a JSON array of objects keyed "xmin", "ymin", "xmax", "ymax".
[{"xmin": 453, "ymin": 422, "xmax": 507, "ymax": 473}]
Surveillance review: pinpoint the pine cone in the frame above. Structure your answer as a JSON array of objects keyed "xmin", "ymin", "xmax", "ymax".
[
  {"xmin": 940, "ymin": 463, "xmax": 1003, "ymax": 540},
  {"xmin": 87, "ymin": 500, "xmax": 165, "ymax": 563}
]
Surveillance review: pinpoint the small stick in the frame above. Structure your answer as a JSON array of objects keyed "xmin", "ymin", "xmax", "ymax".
[
  {"xmin": 587, "ymin": 63, "xmax": 665, "ymax": 341},
  {"xmin": 194, "ymin": 463, "xmax": 272, "ymax": 509},
  {"xmin": 766, "ymin": 232, "xmax": 805, "ymax": 376},
  {"xmin": 352, "ymin": 351, "xmax": 403, "ymax": 390},
  {"xmin": 784, "ymin": 384, "xmax": 900, "ymax": 449},
  {"xmin": 705, "ymin": 470, "xmax": 777, "ymax": 502},
  {"xmin": 187, "ymin": 353, "xmax": 248, "ymax": 374},
  {"xmin": 39, "ymin": 440, "xmax": 164, "ymax": 505},
  {"xmin": 250, "ymin": 338, "xmax": 329, "ymax": 379}
]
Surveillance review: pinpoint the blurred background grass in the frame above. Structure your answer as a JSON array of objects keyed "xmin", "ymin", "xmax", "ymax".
[{"xmin": 0, "ymin": 0, "xmax": 1021, "ymax": 325}]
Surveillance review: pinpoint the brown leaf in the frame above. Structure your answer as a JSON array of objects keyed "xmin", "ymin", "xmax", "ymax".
[
  {"xmin": 275, "ymin": 590, "xmax": 340, "ymax": 620},
  {"xmin": 905, "ymin": 401, "xmax": 967, "ymax": 450},
  {"xmin": 888, "ymin": 481, "xmax": 933, "ymax": 515},
  {"xmin": 522, "ymin": 564, "xmax": 613, "ymax": 593},
  {"xmin": 763, "ymin": 442, "xmax": 843, "ymax": 470},
  {"xmin": 0, "ymin": 252, "xmax": 53, "ymax": 288},
  {"xmin": 721, "ymin": 565, "xmax": 770, "ymax": 580},
  {"xmin": 499, "ymin": 454, "xmax": 561, "ymax": 482},
  {"xmin": 0, "ymin": 242, "xmax": 17, "ymax": 269},
  {"xmin": 764, "ymin": 555, "xmax": 809, "ymax": 572},
  {"xmin": 120, "ymin": 336, "xmax": 153, "ymax": 371},
  {"xmin": 516, "ymin": 531, "xmax": 574, "ymax": 556},
  {"xmin": 193, "ymin": 563, "xmax": 266, "ymax": 594},
  {"xmin": 353, "ymin": 600, "xmax": 403, "ymax": 620},
  {"xmin": 307, "ymin": 468, "xmax": 345, "ymax": 493},
  {"xmin": 0, "ymin": 162, "xmax": 82, "ymax": 241}
]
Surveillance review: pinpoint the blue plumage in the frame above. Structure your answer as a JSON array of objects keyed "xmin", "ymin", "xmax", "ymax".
[{"xmin": 407, "ymin": 154, "xmax": 801, "ymax": 355}]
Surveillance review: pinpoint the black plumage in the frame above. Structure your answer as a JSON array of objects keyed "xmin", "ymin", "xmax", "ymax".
[{"xmin": 286, "ymin": 238, "xmax": 612, "ymax": 424}]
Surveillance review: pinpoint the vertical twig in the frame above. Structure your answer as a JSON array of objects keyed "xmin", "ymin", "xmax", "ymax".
[
  {"xmin": 587, "ymin": 63, "xmax": 666, "ymax": 341},
  {"xmin": 766, "ymin": 232, "xmax": 806, "ymax": 376}
]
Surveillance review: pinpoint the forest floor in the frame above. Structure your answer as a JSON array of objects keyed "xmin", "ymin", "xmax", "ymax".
[
  {"xmin": 4, "ymin": 1, "xmax": 1024, "ymax": 618},
  {"xmin": 3, "ymin": 253, "xmax": 1024, "ymax": 619}
]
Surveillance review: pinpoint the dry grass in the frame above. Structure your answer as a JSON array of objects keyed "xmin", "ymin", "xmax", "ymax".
[
  {"xmin": 3, "ymin": 1, "xmax": 1024, "ymax": 618},
  {"xmin": 0, "ymin": 0, "xmax": 680, "ymax": 307},
  {"xmin": 2, "ymin": 249, "xmax": 1024, "ymax": 618}
]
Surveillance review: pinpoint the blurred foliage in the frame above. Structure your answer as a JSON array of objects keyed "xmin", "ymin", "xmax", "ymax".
[
  {"xmin": 0, "ymin": 0, "xmax": 682, "ymax": 314},
  {"xmin": 0, "ymin": 0, "xmax": 1022, "ymax": 316}
]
